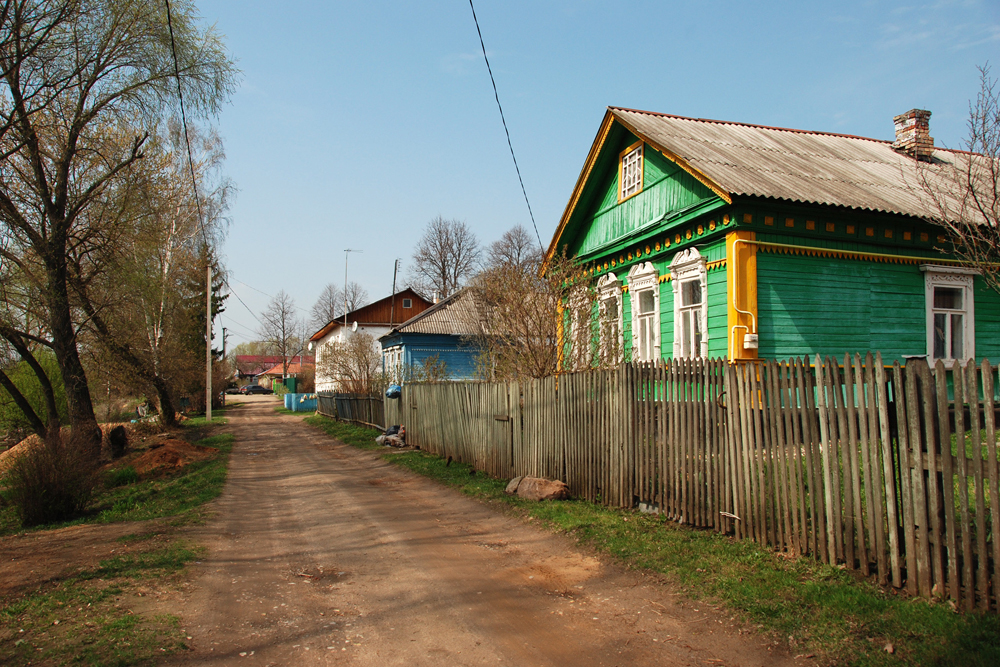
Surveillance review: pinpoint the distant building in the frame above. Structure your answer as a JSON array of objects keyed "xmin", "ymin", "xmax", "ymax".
[
  {"xmin": 310, "ymin": 289, "xmax": 432, "ymax": 392},
  {"xmin": 379, "ymin": 289, "xmax": 482, "ymax": 383}
]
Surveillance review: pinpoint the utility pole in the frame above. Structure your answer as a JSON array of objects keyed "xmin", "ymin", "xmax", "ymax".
[
  {"xmin": 389, "ymin": 258, "xmax": 399, "ymax": 326},
  {"xmin": 221, "ymin": 326, "xmax": 228, "ymax": 408},
  {"xmin": 206, "ymin": 262, "xmax": 212, "ymax": 422},
  {"xmin": 343, "ymin": 249, "xmax": 362, "ymax": 333}
]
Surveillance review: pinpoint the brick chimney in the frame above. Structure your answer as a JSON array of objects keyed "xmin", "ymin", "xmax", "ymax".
[{"xmin": 893, "ymin": 109, "xmax": 934, "ymax": 161}]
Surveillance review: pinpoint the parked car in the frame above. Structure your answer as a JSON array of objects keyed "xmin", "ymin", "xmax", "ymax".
[
  {"xmin": 243, "ymin": 385, "xmax": 273, "ymax": 395},
  {"xmin": 224, "ymin": 386, "xmax": 242, "ymax": 395}
]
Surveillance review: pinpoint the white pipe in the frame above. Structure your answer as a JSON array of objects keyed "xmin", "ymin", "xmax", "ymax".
[{"xmin": 729, "ymin": 237, "xmax": 757, "ymax": 359}]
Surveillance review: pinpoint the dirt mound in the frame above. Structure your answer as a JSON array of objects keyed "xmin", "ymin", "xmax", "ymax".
[
  {"xmin": 0, "ymin": 422, "xmax": 149, "ymax": 475},
  {"xmin": 132, "ymin": 439, "xmax": 216, "ymax": 475}
]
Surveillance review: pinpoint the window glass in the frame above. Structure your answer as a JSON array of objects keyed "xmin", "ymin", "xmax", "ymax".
[
  {"xmin": 639, "ymin": 290, "xmax": 655, "ymax": 314},
  {"xmin": 620, "ymin": 145, "xmax": 642, "ymax": 199},
  {"xmin": 951, "ymin": 314, "xmax": 963, "ymax": 358},
  {"xmin": 681, "ymin": 280, "xmax": 702, "ymax": 307},
  {"xmin": 934, "ymin": 287, "xmax": 962, "ymax": 309}
]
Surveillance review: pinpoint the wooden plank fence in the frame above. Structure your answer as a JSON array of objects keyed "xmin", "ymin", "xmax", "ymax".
[
  {"xmin": 316, "ymin": 392, "xmax": 385, "ymax": 430},
  {"xmin": 384, "ymin": 355, "xmax": 1000, "ymax": 611}
]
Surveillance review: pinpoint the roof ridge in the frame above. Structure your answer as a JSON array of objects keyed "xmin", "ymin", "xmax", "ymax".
[{"xmin": 609, "ymin": 106, "xmax": 899, "ymax": 145}]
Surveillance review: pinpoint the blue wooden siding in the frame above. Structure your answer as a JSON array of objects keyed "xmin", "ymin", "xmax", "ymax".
[{"xmin": 382, "ymin": 333, "xmax": 479, "ymax": 381}]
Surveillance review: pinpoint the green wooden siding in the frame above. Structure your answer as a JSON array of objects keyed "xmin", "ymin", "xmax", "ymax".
[
  {"xmin": 572, "ymin": 147, "xmax": 716, "ymax": 258},
  {"xmin": 707, "ymin": 267, "xmax": 728, "ymax": 358},
  {"xmin": 974, "ymin": 280, "xmax": 1000, "ymax": 361},
  {"xmin": 659, "ymin": 280, "xmax": 673, "ymax": 358},
  {"xmin": 757, "ymin": 253, "xmax": 925, "ymax": 362}
]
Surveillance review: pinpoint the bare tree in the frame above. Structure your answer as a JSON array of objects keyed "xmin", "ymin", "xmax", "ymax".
[
  {"xmin": 344, "ymin": 281, "xmax": 369, "ymax": 313},
  {"xmin": 409, "ymin": 217, "xmax": 481, "ymax": 299},
  {"xmin": 315, "ymin": 331, "xmax": 385, "ymax": 394},
  {"xmin": 0, "ymin": 0, "xmax": 236, "ymax": 454},
  {"xmin": 464, "ymin": 252, "xmax": 606, "ymax": 382},
  {"xmin": 918, "ymin": 64, "xmax": 1000, "ymax": 293},
  {"xmin": 486, "ymin": 224, "xmax": 542, "ymax": 273},
  {"xmin": 310, "ymin": 282, "xmax": 341, "ymax": 331},
  {"xmin": 258, "ymin": 291, "xmax": 302, "ymax": 380}
]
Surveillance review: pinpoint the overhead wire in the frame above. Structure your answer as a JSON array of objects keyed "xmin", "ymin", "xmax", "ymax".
[
  {"xmin": 223, "ymin": 281, "xmax": 263, "ymax": 327},
  {"xmin": 164, "ymin": 0, "xmax": 209, "ymax": 249},
  {"xmin": 467, "ymin": 0, "xmax": 544, "ymax": 251}
]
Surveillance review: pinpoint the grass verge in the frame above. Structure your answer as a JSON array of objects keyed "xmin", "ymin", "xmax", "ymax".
[
  {"xmin": 0, "ymin": 411, "xmax": 235, "ymax": 535},
  {"xmin": 302, "ymin": 412, "xmax": 1000, "ymax": 667},
  {"xmin": 0, "ymin": 540, "xmax": 199, "ymax": 666}
]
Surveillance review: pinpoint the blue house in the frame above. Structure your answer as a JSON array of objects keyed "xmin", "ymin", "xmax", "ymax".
[{"xmin": 379, "ymin": 289, "xmax": 481, "ymax": 383}]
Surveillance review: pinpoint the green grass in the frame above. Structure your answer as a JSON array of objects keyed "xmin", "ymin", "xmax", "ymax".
[
  {"xmin": 88, "ymin": 433, "xmax": 234, "ymax": 525},
  {"xmin": 0, "ymin": 541, "xmax": 198, "ymax": 666},
  {"xmin": 304, "ymin": 414, "xmax": 382, "ymax": 450},
  {"xmin": 0, "ymin": 425, "xmax": 235, "ymax": 536},
  {"xmin": 301, "ymin": 412, "xmax": 1000, "ymax": 667}
]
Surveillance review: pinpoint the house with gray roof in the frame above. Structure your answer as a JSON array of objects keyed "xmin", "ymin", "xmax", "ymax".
[
  {"xmin": 546, "ymin": 107, "xmax": 1000, "ymax": 365},
  {"xmin": 378, "ymin": 289, "xmax": 482, "ymax": 383}
]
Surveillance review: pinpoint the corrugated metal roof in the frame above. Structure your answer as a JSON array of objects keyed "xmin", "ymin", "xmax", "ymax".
[
  {"xmin": 385, "ymin": 289, "xmax": 481, "ymax": 337},
  {"xmin": 609, "ymin": 107, "xmax": 978, "ymax": 219}
]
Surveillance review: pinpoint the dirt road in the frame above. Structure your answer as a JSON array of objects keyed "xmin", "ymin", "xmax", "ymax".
[{"xmin": 163, "ymin": 397, "xmax": 796, "ymax": 666}]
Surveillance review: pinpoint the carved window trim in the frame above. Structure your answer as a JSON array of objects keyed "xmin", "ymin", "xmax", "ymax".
[
  {"xmin": 618, "ymin": 141, "xmax": 644, "ymax": 202},
  {"xmin": 670, "ymin": 248, "xmax": 709, "ymax": 359},
  {"xmin": 921, "ymin": 264, "xmax": 976, "ymax": 363},
  {"xmin": 597, "ymin": 272, "xmax": 623, "ymax": 364},
  {"xmin": 628, "ymin": 262, "xmax": 660, "ymax": 361}
]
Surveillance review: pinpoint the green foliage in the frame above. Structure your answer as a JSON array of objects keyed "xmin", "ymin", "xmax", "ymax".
[
  {"xmin": 0, "ymin": 350, "xmax": 68, "ymax": 439},
  {"xmin": 0, "ymin": 541, "xmax": 198, "ymax": 666}
]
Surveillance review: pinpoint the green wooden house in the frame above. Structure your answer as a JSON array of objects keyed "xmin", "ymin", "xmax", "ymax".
[{"xmin": 546, "ymin": 107, "xmax": 1000, "ymax": 365}]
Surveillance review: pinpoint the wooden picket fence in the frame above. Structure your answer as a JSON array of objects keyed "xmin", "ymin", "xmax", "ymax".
[
  {"xmin": 316, "ymin": 392, "xmax": 385, "ymax": 429},
  {"xmin": 386, "ymin": 355, "xmax": 1000, "ymax": 611}
]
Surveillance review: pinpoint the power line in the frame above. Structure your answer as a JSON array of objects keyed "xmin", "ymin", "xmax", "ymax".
[
  {"xmin": 223, "ymin": 280, "xmax": 263, "ymax": 327},
  {"xmin": 232, "ymin": 278, "xmax": 311, "ymax": 315},
  {"xmin": 467, "ymin": 0, "xmax": 543, "ymax": 251},
  {"xmin": 164, "ymin": 0, "xmax": 208, "ymax": 249}
]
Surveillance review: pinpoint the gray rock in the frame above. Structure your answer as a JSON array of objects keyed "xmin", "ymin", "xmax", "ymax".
[
  {"xmin": 515, "ymin": 476, "xmax": 569, "ymax": 501},
  {"xmin": 505, "ymin": 476, "xmax": 523, "ymax": 495}
]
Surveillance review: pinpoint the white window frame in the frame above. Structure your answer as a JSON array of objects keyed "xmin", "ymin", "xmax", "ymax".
[
  {"xmin": 566, "ymin": 286, "xmax": 591, "ymax": 370},
  {"xmin": 628, "ymin": 262, "xmax": 660, "ymax": 362},
  {"xmin": 921, "ymin": 264, "xmax": 976, "ymax": 364},
  {"xmin": 597, "ymin": 272, "xmax": 623, "ymax": 364},
  {"xmin": 670, "ymin": 248, "xmax": 709, "ymax": 359},
  {"xmin": 619, "ymin": 142, "xmax": 643, "ymax": 201},
  {"xmin": 402, "ymin": 298, "xmax": 412, "ymax": 309}
]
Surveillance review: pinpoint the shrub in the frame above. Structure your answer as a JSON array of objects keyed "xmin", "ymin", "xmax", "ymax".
[{"xmin": 2, "ymin": 438, "xmax": 97, "ymax": 527}]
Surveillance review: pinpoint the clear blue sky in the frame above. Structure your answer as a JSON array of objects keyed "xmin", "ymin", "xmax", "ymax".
[{"xmin": 196, "ymin": 0, "xmax": 1000, "ymax": 347}]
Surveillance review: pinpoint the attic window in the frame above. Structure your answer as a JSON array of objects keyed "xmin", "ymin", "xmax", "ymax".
[
  {"xmin": 402, "ymin": 298, "xmax": 412, "ymax": 309},
  {"xmin": 619, "ymin": 142, "xmax": 643, "ymax": 201}
]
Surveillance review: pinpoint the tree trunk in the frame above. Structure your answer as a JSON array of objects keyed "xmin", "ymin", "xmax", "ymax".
[
  {"xmin": 151, "ymin": 376, "xmax": 177, "ymax": 428},
  {"xmin": 46, "ymin": 260, "xmax": 101, "ymax": 459}
]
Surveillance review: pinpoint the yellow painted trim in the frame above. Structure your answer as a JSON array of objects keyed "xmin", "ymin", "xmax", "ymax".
[
  {"xmin": 727, "ymin": 230, "xmax": 758, "ymax": 361},
  {"xmin": 617, "ymin": 140, "xmax": 644, "ymax": 204},
  {"xmin": 555, "ymin": 302, "xmax": 566, "ymax": 371}
]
